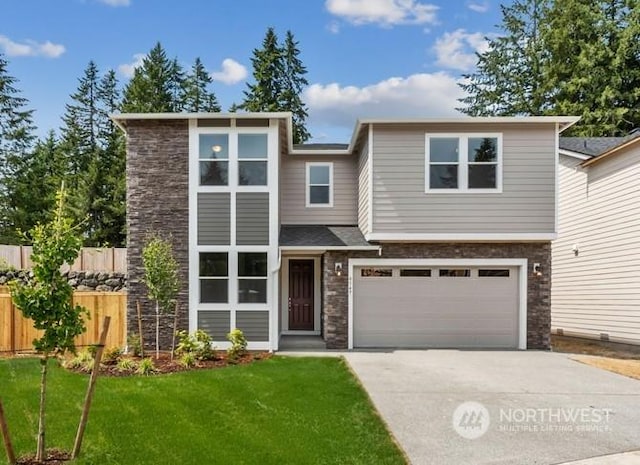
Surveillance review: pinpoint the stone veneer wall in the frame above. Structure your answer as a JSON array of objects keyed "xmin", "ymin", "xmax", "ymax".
[
  {"xmin": 322, "ymin": 243, "xmax": 551, "ymax": 350},
  {"xmin": 126, "ymin": 120, "xmax": 190, "ymax": 350},
  {"xmin": 0, "ymin": 270, "xmax": 126, "ymax": 291}
]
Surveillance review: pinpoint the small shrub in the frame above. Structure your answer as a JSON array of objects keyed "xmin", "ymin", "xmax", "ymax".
[
  {"xmin": 175, "ymin": 329, "xmax": 215, "ymax": 361},
  {"xmin": 116, "ymin": 358, "xmax": 138, "ymax": 372},
  {"xmin": 87, "ymin": 344, "xmax": 98, "ymax": 358},
  {"xmin": 127, "ymin": 334, "xmax": 142, "ymax": 357},
  {"xmin": 102, "ymin": 347, "xmax": 123, "ymax": 365},
  {"xmin": 179, "ymin": 352, "xmax": 196, "ymax": 368},
  {"xmin": 64, "ymin": 350, "xmax": 94, "ymax": 372},
  {"xmin": 226, "ymin": 328, "xmax": 247, "ymax": 360},
  {"xmin": 136, "ymin": 357, "xmax": 156, "ymax": 376}
]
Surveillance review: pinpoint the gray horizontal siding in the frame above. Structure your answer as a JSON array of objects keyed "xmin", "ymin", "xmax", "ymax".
[
  {"xmin": 236, "ymin": 311, "xmax": 269, "ymax": 341},
  {"xmin": 371, "ymin": 123, "xmax": 557, "ymax": 233},
  {"xmin": 236, "ymin": 193, "xmax": 269, "ymax": 245},
  {"xmin": 280, "ymin": 154, "xmax": 358, "ymax": 225},
  {"xmin": 198, "ymin": 193, "xmax": 230, "ymax": 245},
  {"xmin": 198, "ymin": 311, "xmax": 231, "ymax": 341}
]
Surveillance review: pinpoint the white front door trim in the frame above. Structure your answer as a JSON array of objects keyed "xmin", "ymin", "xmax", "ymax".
[{"xmin": 347, "ymin": 258, "xmax": 528, "ymax": 350}]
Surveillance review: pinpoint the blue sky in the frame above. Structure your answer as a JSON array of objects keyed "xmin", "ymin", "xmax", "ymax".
[{"xmin": 3, "ymin": 0, "xmax": 505, "ymax": 143}]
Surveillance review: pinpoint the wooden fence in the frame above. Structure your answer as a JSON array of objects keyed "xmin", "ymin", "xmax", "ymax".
[
  {"xmin": 0, "ymin": 286, "xmax": 127, "ymax": 354},
  {"xmin": 0, "ymin": 246, "xmax": 126, "ymax": 272}
]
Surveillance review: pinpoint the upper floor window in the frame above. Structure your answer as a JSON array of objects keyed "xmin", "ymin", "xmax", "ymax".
[
  {"xmin": 306, "ymin": 162, "xmax": 333, "ymax": 207},
  {"xmin": 198, "ymin": 132, "xmax": 269, "ymax": 187},
  {"xmin": 238, "ymin": 134, "xmax": 268, "ymax": 186},
  {"xmin": 199, "ymin": 134, "xmax": 229, "ymax": 186},
  {"xmin": 425, "ymin": 134, "xmax": 502, "ymax": 193}
]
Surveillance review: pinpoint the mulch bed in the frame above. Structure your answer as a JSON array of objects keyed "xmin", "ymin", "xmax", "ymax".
[
  {"xmin": 65, "ymin": 351, "xmax": 272, "ymax": 376},
  {"xmin": 17, "ymin": 449, "xmax": 71, "ymax": 464}
]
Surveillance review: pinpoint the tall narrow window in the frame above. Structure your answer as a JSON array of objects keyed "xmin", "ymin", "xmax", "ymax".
[
  {"xmin": 238, "ymin": 134, "xmax": 268, "ymax": 186},
  {"xmin": 306, "ymin": 163, "xmax": 333, "ymax": 207},
  {"xmin": 238, "ymin": 252, "xmax": 267, "ymax": 303},
  {"xmin": 200, "ymin": 253, "xmax": 228, "ymax": 303},
  {"xmin": 199, "ymin": 134, "xmax": 229, "ymax": 186}
]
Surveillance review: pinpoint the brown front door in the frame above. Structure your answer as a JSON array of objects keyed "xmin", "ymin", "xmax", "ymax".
[{"xmin": 289, "ymin": 259, "xmax": 314, "ymax": 330}]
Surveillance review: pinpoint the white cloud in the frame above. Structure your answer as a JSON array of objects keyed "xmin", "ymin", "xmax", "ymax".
[
  {"xmin": 0, "ymin": 35, "xmax": 65, "ymax": 58},
  {"xmin": 468, "ymin": 1, "xmax": 489, "ymax": 13},
  {"xmin": 325, "ymin": 0, "xmax": 438, "ymax": 27},
  {"xmin": 118, "ymin": 53, "xmax": 145, "ymax": 78},
  {"xmin": 327, "ymin": 21, "xmax": 341, "ymax": 34},
  {"xmin": 210, "ymin": 58, "xmax": 247, "ymax": 85},
  {"xmin": 98, "ymin": 0, "xmax": 131, "ymax": 6},
  {"xmin": 303, "ymin": 72, "xmax": 464, "ymax": 129},
  {"xmin": 432, "ymin": 29, "xmax": 489, "ymax": 71}
]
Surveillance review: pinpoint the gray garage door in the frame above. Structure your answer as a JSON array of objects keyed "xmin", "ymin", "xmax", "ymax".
[{"xmin": 353, "ymin": 265, "xmax": 519, "ymax": 348}]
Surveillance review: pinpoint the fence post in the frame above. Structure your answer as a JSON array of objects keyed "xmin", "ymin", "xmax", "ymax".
[{"xmin": 10, "ymin": 299, "xmax": 15, "ymax": 355}]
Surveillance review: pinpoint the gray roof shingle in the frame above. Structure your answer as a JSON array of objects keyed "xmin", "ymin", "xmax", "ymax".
[
  {"xmin": 279, "ymin": 225, "xmax": 372, "ymax": 248},
  {"xmin": 559, "ymin": 132, "xmax": 640, "ymax": 157}
]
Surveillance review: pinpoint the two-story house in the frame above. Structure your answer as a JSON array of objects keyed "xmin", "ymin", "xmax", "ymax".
[{"xmin": 112, "ymin": 113, "xmax": 579, "ymax": 351}]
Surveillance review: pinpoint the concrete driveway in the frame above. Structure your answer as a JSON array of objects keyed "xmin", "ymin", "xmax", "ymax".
[{"xmin": 344, "ymin": 351, "xmax": 640, "ymax": 465}]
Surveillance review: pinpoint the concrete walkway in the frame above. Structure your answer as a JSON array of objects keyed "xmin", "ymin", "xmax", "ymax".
[{"xmin": 343, "ymin": 350, "xmax": 640, "ymax": 465}]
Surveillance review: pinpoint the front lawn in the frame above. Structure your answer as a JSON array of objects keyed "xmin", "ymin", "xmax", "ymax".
[{"xmin": 0, "ymin": 356, "xmax": 406, "ymax": 465}]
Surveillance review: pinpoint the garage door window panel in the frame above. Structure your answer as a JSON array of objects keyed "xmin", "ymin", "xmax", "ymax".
[
  {"xmin": 439, "ymin": 269, "xmax": 471, "ymax": 277},
  {"xmin": 360, "ymin": 268, "xmax": 393, "ymax": 277},
  {"xmin": 479, "ymin": 269, "xmax": 510, "ymax": 277},
  {"xmin": 400, "ymin": 269, "xmax": 432, "ymax": 277}
]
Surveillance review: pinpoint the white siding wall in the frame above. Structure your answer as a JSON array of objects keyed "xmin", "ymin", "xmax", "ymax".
[
  {"xmin": 280, "ymin": 154, "xmax": 358, "ymax": 225},
  {"xmin": 357, "ymin": 141, "xmax": 370, "ymax": 235},
  {"xmin": 552, "ymin": 149, "xmax": 640, "ymax": 345},
  {"xmin": 371, "ymin": 123, "xmax": 557, "ymax": 233}
]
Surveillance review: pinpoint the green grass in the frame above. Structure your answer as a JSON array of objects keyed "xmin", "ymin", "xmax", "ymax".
[{"xmin": 0, "ymin": 357, "xmax": 406, "ymax": 465}]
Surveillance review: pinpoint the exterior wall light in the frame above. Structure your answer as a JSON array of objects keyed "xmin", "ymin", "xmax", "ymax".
[
  {"xmin": 335, "ymin": 262, "xmax": 343, "ymax": 276},
  {"xmin": 533, "ymin": 262, "xmax": 542, "ymax": 277}
]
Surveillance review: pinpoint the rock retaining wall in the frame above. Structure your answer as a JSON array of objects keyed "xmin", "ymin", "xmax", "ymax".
[{"xmin": 0, "ymin": 270, "xmax": 127, "ymax": 292}]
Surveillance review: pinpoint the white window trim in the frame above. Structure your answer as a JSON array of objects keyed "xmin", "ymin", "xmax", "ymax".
[
  {"xmin": 305, "ymin": 162, "xmax": 334, "ymax": 208},
  {"xmin": 425, "ymin": 133, "xmax": 503, "ymax": 194}
]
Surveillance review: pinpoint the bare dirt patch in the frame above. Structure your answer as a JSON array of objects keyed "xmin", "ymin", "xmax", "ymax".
[
  {"xmin": 552, "ymin": 335, "xmax": 640, "ymax": 380},
  {"xmin": 572, "ymin": 356, "xmax": 640, "ymax": 380}
]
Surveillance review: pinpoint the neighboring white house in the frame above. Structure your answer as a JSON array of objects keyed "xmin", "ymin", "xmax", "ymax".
[{"xmin": 553, "ymin": 134, "xmax": 640, "ymax": 345}]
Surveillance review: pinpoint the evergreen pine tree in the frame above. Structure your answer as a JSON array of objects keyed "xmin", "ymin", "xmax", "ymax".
[
  {"xmin": 3, "ymin": 132, "xmax": 64, "ymax": 242},
  {"xmin": 121, "ymin": 42, "xmax": 183, "ymax": 112},
  {"xmin": 181, "ymin": 57, "xmax": 221, "ymax": 112},
  {"xmin": 542, "ymin": 0, "xmax": 640, "ymax": 135},
  {"xmin": 95, "ymin": 69, "xmax": 126, "ymax": 246},
  {"xmin": 240, "ymin": 27, "xmax": 285, "ymax": 112},
  {"xmin": 0, "ymin": 53, "xmax": 36, "ymax": 242},
  {"xmin": 281, "ymin": 31, "xmax": 310, "ymax": 143},
  {"xmin": 458, "ymin": 0, "xmax": 550, "ymax": 116}
]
